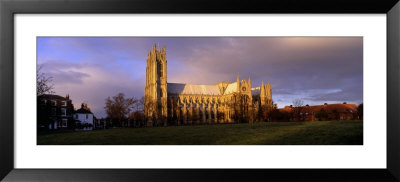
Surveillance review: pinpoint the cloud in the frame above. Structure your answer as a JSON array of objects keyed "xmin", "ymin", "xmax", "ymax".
[
  {"xmin": 39, "ymin": 61, "xmax": 90, "ymax": 84},
  {"xmin": 51, "ymin": 70, "xmax": 90, "ymax": 84},
  {"xmin": 305, "ymin": 86, "xmax": 363, "ymax": 102}
]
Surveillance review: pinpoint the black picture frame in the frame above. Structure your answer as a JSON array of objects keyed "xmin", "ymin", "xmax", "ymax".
[{"xmin": 1, "ymin": 0, "xmax": 399, "ymax": 181}]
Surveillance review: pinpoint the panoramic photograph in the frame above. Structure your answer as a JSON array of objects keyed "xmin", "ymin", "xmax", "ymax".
[{"xmin": 36, "ymin": 37, "xmax": 363, "ymax": 145}]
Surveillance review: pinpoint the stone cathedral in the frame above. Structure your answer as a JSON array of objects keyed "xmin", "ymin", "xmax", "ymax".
[{"xmin": 144, "ymin": 44, "xmax": 273, "ymax": 127}]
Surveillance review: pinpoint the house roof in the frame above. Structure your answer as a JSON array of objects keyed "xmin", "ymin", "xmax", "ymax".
[
  {"xmin": 38, "ymin": 94, "xmax": 67, "ymax": 100},
  {"xmin": 167, "ymin": 83, "xmax": 221, "ymax": 95},
  {"xmin": 75, "ymin": 108, "xmax": 92, "ymax": 114}
]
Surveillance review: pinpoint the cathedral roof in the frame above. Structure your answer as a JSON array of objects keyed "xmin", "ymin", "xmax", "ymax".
[
  {"xmin": 167, "ymin": 83, "xmax": 221, "ymax": 95},
  {"xmin": 223, "ymin": 82, "xmax": 238, "ymax": 95}
]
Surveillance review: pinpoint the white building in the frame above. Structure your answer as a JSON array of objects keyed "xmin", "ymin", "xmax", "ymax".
[{"xmin": 73, "ymin": 104, "xmax": 94, "ymax": 127}]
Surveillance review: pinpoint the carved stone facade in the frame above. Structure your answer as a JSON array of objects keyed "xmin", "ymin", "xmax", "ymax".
[{"xmin": 144, "ymin": 45, "xmax": 273, "ymax": 127}]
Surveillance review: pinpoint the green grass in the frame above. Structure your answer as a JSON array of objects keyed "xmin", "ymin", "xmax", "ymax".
[{"xmin": 37, "ymin": 120, "xmax": 363, "ymax": 145}]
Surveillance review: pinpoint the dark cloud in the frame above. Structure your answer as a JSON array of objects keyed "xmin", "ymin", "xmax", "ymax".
[
  {"xmin": 50, "ymin": 71, "xmax": 90, "ymax": 84},
  {"xmin": 305, "ymin": 84, "xmax": 363, "ymax": 103},
  {"xmin": 39, "ymin": 61, "xmax": 90, "ymax": 84}
]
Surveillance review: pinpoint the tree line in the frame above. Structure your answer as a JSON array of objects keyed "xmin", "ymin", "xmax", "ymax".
[{"xmin": 104, "ymin": 93, "xmax": 146, "ymax": 128}]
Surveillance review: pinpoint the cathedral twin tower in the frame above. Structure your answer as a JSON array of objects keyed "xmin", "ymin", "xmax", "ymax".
[{"xmin": 144, "ymin": 44, "xmax": 273, "ymax": 127}]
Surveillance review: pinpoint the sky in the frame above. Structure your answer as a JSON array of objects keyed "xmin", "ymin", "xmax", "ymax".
[{"xmin": 37, "ymin": 37, "xmax": 363, "ymax": 118}]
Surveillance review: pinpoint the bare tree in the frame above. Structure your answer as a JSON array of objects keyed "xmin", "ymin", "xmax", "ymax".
[
  {"xmin": 36, "ymin": 65, "xmax": 55, "ymax": 96},
  {"xmin": 104, "ymin": 93, "xmax": 137, "ymax": 127},
  {"xmin": 133, "ymin": 96, "xmax": 145, "ymax": 113},
  {"xmin": 292, "ymin": 99, "xmax": 304, "ymax": 121},
  {"xmin": 292, "ymin": 99, "xmax": 304, "ymax": 108},
  {"xmin": 129, "ymin": 96, "xmax": 146, "ymax": 127},
  {"xmin": 357, "ymin": 103, "xmax": 363, "ymax": 120}
]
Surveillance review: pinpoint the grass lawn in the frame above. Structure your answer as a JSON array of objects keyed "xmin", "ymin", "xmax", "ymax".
[{"xmin": 37, "ymin": 120, "xmax": 363, "ymax": 145}]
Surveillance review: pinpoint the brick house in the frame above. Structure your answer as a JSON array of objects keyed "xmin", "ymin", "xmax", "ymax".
[
  {"xmin": 279, "ymin": 103, "xmax": 359, "ymax": 121},
  {"xmin": 37, "ymin": 94, "xmax": 74, "ymax": 130}
]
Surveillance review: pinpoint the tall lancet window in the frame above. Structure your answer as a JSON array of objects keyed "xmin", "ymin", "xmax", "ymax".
[{"xmin": 156, "ymin": 61, "xmax": 161, "ymax": 77}]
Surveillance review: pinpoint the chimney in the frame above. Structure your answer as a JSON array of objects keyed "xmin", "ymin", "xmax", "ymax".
[{"xmin": 66, "ymin": 94, "xmax": 69, "ymax": 100}]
